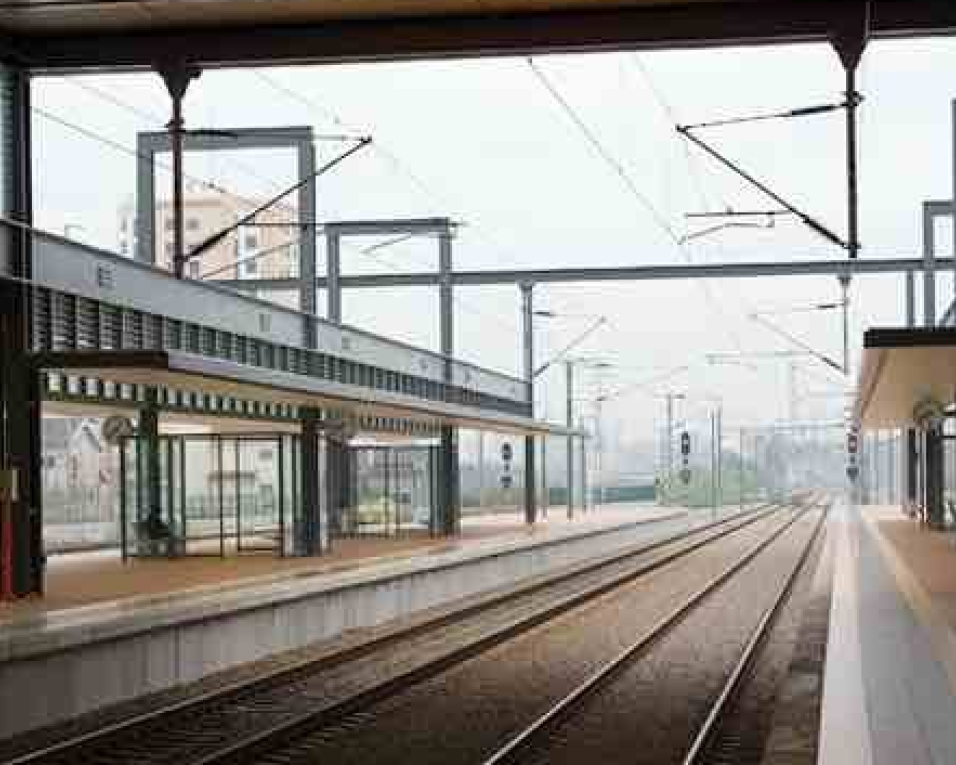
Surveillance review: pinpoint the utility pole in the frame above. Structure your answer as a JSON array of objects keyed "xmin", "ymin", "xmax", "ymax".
[
  {"xmin": 477, "ymin": 431, "xmax": 485, "ymax": 510},
  {"xmin": 716, "ymin": 404, "xmax": 723, "ymax": 509},
  {"xmin": 565, "ymin": 360, "xmax": 574, "ymax": 520},
  {"xmin": 660, "ymin": 392, "xmax": 686, "ymax": 505},
  {"xmin": 594, "ymin": 397, "xmax": 604, "ymax": 508},
  {"xmin": 579, "ymin": 416, "xmax": 588, "ymax": 512},
  {"xmin": 788, "ymin": 362, "xmax": 798, "ymax": 424},
  {"xmin": 710, "ymin": 410, "xmax": 717, "ymax": 519},
  {"xmin": 666, "ymin": 394, "xmax": 675, "ymax": 488},
  {"xmin": 739, "ymin": 427, "xmax": 745, "ymax": 510},
  {"xmin": 520, "ymin": 282, "xmax": 537, "ymax": 524}
]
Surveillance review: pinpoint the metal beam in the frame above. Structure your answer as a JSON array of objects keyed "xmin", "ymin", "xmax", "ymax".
[
  {"xmin": 212, "ymin": 255, "xmax": 956, "ymax": 293},
  {"xmin": 325, "ymin": 218, "xmax": 454, "ymax": 237},
  {"xmin": 13, "ymin": 1, "xmax": 956, "ymax": 71}
]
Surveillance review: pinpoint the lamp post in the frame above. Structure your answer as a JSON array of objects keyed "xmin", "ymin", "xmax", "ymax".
[
  {"xmin": 653, "ymin": 392, "xmax": 685, "ymax": 505},
  {"xmin": 565, "ymin": 358, "xmax": 615, "ymax": 514},
  {"xmin": 533, "ymin": 310, "xmax": 608, "ymax": 520}
]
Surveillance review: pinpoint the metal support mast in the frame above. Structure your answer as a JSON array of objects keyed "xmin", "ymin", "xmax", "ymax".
[
  {"xmin": 833, "ymin": 2, "xmax": 869, "ymax": 375},
  {"xmin": 158, "ymin": 63, "xmax": 201, "ymax": 280},
  {"xmin": 565, "ymin": 360, "xmax": 574, "ymax": 520},
  {"xmin": 520, "ymin": 282, "xmax": 537, "ymax": 524}
]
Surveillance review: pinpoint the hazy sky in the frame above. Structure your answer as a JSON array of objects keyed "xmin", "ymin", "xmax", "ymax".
[{"xmin": 27, "ymin": 37, "xmax": 956, "ymax": 442}]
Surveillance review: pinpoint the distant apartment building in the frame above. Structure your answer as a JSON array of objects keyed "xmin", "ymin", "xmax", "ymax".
[{"xmin": 117, "ymin": 188, "xmax": 300, "ymax": 284}]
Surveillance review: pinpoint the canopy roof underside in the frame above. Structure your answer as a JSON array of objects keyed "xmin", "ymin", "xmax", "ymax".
[
  {"xmin": 32, "ymin": 349, "xmax": 579, "ymax": 437},
  {"xmin": 2, "ymin": 0, "xmax": 954, "ymax": 70},
  {"xmin": 855, "ymin": 328, "xmax": 956, "ymax": 430}
]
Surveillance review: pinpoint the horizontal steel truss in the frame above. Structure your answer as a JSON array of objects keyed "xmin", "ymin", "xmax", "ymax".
[
  {"xmin": 27, "ymin": 282, "xmax": 526, "ymax": 422},
  {"xmin": 41, "ymin": 374, "xmax": 441, "ymax": 437},
  {"xmin": 215, "ymin": 255, "xmax": 954, "ymax": 291}
]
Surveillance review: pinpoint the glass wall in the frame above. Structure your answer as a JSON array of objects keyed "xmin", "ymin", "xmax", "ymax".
[{"xmin": 120, "ymin": 433, "xmax": 295, "ymax": 558}]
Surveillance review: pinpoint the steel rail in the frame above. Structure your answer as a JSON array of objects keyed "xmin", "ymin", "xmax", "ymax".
[
  {"xmin": 189, "ymin": 503, "xmax": 796, "ymax": 765},
  {"xmin": 478, "ymin": 498, "xmax": 822, "ymax": 765},
  {"xmin": 6, "ymin": 503, "xmax": 789, "ymax": 765},
  {"xmin": 681, "ymin": 500, "xmax": 830, "ymax": 765}
]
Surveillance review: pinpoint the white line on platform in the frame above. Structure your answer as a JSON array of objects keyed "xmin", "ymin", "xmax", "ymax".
[{"xmin": 818, "ymin": 500, "xmax": 873, "ymax": 765}]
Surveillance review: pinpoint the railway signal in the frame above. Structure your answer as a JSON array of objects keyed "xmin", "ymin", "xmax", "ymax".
[
  {"xmin": 846, "ymin": 427, "xmax": 859, "ymax": 482},
  {"xmin": 680, "ymin": 431, "xmax": 691, "ymax": 483},
  {"xmin": 501, "ymin": 442, "xmax": 513, "ymax": 488}
]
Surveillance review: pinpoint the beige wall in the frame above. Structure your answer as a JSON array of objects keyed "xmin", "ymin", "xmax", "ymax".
[{"xmin": 118, "ymin": 191, "xmax": 298, "ymax": 283}]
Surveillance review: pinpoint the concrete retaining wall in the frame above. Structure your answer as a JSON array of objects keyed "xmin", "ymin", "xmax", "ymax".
[{"xmin": 0, "ymin": 515, "xmax": 679, "ymax": 740}]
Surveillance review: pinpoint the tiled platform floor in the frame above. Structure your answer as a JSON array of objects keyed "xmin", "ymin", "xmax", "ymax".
[
  {"xmin": 820, "ymin": 502, "xmax": 956, "ymax": 765},
  {"xmin": 0, "ymin": 504, "xmax": 690, "ymax": 620}
]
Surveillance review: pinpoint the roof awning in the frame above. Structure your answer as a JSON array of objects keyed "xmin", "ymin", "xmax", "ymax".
[
  {"xmin": 31, "ymin": 350, "xmax": 579, "ymax": 438},
  {"xmin": 855, "ymin": 327, "xmax": 956, "ymax": 429}
]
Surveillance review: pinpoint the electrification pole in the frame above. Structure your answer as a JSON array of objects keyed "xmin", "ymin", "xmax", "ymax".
[{"xmin": 565, "ymin": 360, "xmax": 574, "ymax": 520}]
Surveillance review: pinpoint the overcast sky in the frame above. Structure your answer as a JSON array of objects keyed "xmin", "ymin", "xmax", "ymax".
[{"xmin": 27, "ymin": 37, "xmax": 956, "ymax": 443}]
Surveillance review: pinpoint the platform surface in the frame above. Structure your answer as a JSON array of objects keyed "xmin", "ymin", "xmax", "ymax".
[
  {"xmin": 820, "ymin": 502, "xmax": 956, "ymax": 765},
  {"xmin": 0, "ymin": 503, "xmax": 727, "ymax": 662}
]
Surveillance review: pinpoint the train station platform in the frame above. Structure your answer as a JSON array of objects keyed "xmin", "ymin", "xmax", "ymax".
[
  {"xmin": 0, "ymin": 502, "xmax": 723, "ymax": 740},
  {"xmin": 819, "ymin": 502, "xmax": 956, "ymax": 765},
  {"xmin": 4, "ymin": 506, "xmax": 667, "ymax": 615}
]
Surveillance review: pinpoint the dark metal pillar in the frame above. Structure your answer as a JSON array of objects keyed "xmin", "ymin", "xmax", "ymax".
[
  {"xmin": 565, "ymin": 360, "xmax": 574, "ymax": 520},
  {"xmin": 0, "ymin": 64, "xmax": 42, "ymax": 596},
  {"xmin": 436, "ymin": 426, "xmax": 459, "ymax": 535},
  {"xmin": 157, "ymin": 63, "xmax": 201, "ymax": 280},
  {"xmin": 437, "ymin": 227, "xmax": 460, "ymax": 535},
  {"xmin": 298, "ymin": 139, "xmax": 317, "ymax": 316},
  {"xmin": 326, "ymin": 229, "xmax": 341, "ymax": 323},
  {"xmin": 903, "ymin": 269, "xmax": 919, "ymax": 511},
  {"xmin": 137, "ymin": 387, "xmax": 168, "ymax": 555},
  {"xmin": 520, "ymin": 281, "xmax": 537, "ymax": 524},
  {"xmin": 579, "ymin": 419, "xmax": 588, "ymax": 511},
  {"xmin": 923, "ymin": 202, "xmax": 937, "ymax": 326},
  {"xmin": 926, "ymin": 425, "xmax": 945, "ymax": 528},
  {"xmin": 298, "ymin": 407, "xmax": 323, "ymax": 555},
  {"xmin": 832, "ymin": 4, "xmax": 868, "ymax": 375}
]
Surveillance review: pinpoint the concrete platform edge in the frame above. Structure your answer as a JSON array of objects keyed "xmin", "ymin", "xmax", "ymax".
[
  {"xmin": 0, "ymin": 510, "xmax": 687, "ymax": 739},
  {"xmin": 817, "ymin": 502, "xmax": 872, "ymax": 765}
]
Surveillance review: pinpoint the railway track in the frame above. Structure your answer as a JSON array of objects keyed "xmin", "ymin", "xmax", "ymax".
[
  {"xmin": 479, "ymin": 499, "xmax": 829, "ymax": 765},
  {"xmin": 3, "ymin": 501, "xmax": 800, "ymax": 765}
]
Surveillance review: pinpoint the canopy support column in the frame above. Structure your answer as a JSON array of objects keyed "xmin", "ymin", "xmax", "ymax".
[{"xmin": 0, "ymin": 64, "xmax": 42, "ymax": 597}]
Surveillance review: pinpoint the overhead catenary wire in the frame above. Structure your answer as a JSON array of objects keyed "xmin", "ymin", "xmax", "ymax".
[
  {"xmin": 183, "ymin": 136, "xmax": 372, "ymax": 267},
  {"xmin": 63, "ymin": 77, "xmax": 292, "ymax": 201},
  {"xmin": 526, "ymin": 55, "xmax": 746, "ymax": 356},
  {"xmin": 253, "ymin": 69, "xmax": 536, "ymax": 273},
  {"xmin": 251, "ymin": 68, "xmax": 523, "ymax": 332}
]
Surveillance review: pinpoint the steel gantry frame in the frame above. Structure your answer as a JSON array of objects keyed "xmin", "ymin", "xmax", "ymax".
[{"xmin": 135, "ymin": 126, "xmax": 319, "ymax": 316}]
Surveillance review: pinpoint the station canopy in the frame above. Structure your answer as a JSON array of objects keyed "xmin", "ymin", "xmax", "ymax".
[
  {"xmin": 3, "ymin": 1, "xmax": 955, "ymax": 70},
  {"xmin": 854, "ymin": 328, "xmax": 956, "ymax": 430},
  {"xmin": 32, "ymin": 349, "xmax": 577, "ymax": 438}
]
